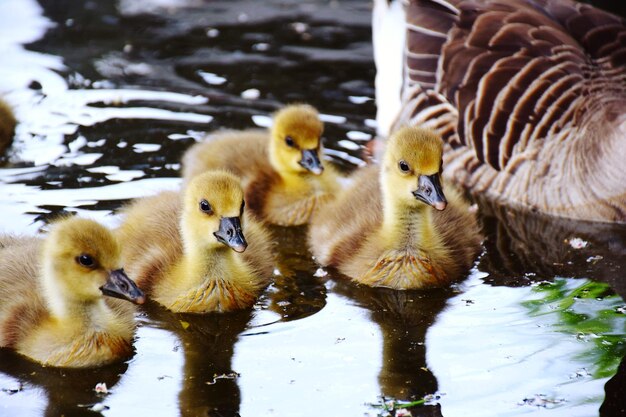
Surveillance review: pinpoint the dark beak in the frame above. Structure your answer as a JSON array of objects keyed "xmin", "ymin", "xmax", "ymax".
[
  {"xmin": 100, "ymin": 269, "xmax": 145, "ymax": 304},
  {"xmin": 412, "ymin": 173, "xmax": 447, "ymax": 211},
  {"xmin": 214, "ymin": 216, "xmax": 247, "ymax": 253},
  {"xmin": 299, "ymin": 148, "xmax": 324, "ymax": 175}
]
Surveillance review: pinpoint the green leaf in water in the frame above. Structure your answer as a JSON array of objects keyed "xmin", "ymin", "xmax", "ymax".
[{"xmin": 523, "ymin": 278, "xmax": 626, "ymax": 379}]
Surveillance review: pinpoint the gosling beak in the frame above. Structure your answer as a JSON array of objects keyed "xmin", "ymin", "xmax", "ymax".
[
  {"xmin": 412, "ymin": 173, "xmax": 447, "ymax": 211},
  {"xmin": 100, "ymin": 269, "xmax": 145, "ymax": 305},
  {"xmin": 299, "ymin": 148, "xmax": 324, "ymax": 175},
  {"xmin": 214, "ymin": 216, "xmax": 247, "ymax": 253}
]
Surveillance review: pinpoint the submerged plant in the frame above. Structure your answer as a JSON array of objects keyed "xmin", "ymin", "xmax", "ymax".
[
  {"xmin": 368, "ymin": 394, "xmax": 439, "ymax": 417},
  {"xmin": 523, "ymin": 278, "xmax": 626, "ymax": 378}
]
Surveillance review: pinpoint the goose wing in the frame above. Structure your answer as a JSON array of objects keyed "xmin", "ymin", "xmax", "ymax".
[{"xmin": 400, "ymin": 0, "xmax": 626, "ymax": 170}]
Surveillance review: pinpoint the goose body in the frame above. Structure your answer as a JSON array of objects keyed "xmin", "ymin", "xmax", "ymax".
[
  {"xmin": 375, "ymin": 0, "xmax": 626, "ymax": 223},
  {"xmin": 117, "ymin": 171, "xmax": 274, "ymax": 313},
  {"xmin": 182, "ymin": 104, "xmax": 342, "ymax": 226},
  {"xmin": 0, "ymin": 218, "xmax": 144, "ymax": 367},
  {"xmin": 309, "ymin": 127, "xmax": 481, "ymax": 289}
]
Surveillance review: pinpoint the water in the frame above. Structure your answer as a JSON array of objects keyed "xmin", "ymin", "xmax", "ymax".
[{"xmin": 0, "ymin": 1, "xmax": 625, "ymax": 416}]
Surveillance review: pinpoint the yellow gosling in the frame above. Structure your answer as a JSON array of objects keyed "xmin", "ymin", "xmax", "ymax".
[
  {"xmin": 181, "ymin": 104, "xmax": 342, "ymax": 226},
  {"xmin": 309, "ymin": 126, "xmax": 482, "ymax": 289},
  {"xmin": 0, "ymin": 217, "xmax": 145, "ymax": 368},
  {"xmin": 117, "ymin": 170, "xmax": 274, "ymax": 313}
]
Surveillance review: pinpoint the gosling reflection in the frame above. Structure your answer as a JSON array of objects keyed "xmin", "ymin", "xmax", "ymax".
[
  {"xmin": 477, "ymin": 196, "xmax": 626, "ymax": 297},
  {"xmin": 144, "ymin": 302, "xmax": 251, "ymax": 417},
  {"xmin": 332, "ymin": 278, "xmax": 451, "ymax": 417},
  {"xmin": 0, "ymin": 348, "xmax": 128, "ymax": 417},
  {"xmin": 266, "ymin": 225, "xmax": 327, "ymax": 322}
]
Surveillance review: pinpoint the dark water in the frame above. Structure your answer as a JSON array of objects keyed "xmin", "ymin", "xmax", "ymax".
[{"xmin": 0, "ymin": 1, "xmax": 624, "ymax": 416}]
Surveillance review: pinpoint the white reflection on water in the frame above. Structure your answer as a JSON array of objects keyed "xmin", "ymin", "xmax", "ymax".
[
  {"xmin": 102, "ymin": 326, "xmax": 184, "ymax": 416},
  {"xmin": 0, "ymin": 175, "xmax": 179, "ymax": 233},
  {"xmin": 235, "ymin": 284, "xmax": 383, "ymax": 417},
  {"xmin": 427, "ymin": 272, "xmax": 610, "ymax": 417},
  {"xmin": 0, "ymin": 374, "xmax": 46, "ymax": 417},
  {"xmin": 0, "ymin": 0, "xmax": 212, "ymax": 166}
]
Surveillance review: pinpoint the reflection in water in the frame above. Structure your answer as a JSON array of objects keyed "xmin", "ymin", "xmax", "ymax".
[
  {"xmin": 478, "ymin": 196, "xmax": 626, "ymax": 295},
  {"xmin": 143, "ymin": 302, "xmax": 252, "ymax": 417},
  {"xmin": 266, "ymin": 225, "xmax": 327, "ymax": 322},
  {"xmin": 601, "ymin": 354, "xmax": 626, "ymax": 417},
  {"xmin": 427, "ymin": 273, "xmax": 624, "ymax": 417},
  {"xmin": 333, "ymin": 278, "xmax": 451, "ymax": 417},
  {"xmin": 0, "ymin": 349, "xmax": 129, "ymax": 417},
  {"xmin": 0, "ymin": 0, "xmax": 625, "ymax": 416}
]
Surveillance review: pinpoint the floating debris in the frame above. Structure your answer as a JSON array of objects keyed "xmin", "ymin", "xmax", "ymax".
[
  {"xmin": 94, "ymin": 382, "xmax": 108, "ymax": 394},
  {"xmin": 89, "ymin": 404, "xmax": 109, "ymax": 412},
  {"xmin": 78, "ymin": 403, "xmax": 109, "ymax": 412},
  {"xmin": 569, "ymin": 368, "xmax": 591, "ymax": 379},
  {"xmin": 567, "ymin": 237, "xmax": 588, "ymax": 249},
  {"xmin": 179, "ymin": 320, "xmax": 190, "ymax": 330},
  {"xmin": 1, "ymin": 383, "xmax": 23, "ymax": 395},
  {"xmin": 519, "ymin": 394, "xmax": 566, "ymax": 408},
  {"xmin": 206, "ymin": 372, "xmax": 240, "ymax": 385},
  {"xmin": 586, "ymin": 255, "xmax": 603, "ymax": 263}
]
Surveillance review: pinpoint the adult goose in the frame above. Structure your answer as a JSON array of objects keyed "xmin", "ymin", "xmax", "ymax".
[{"xmin": 374, "ymin": 0, "xmax": 626, "ymax": 223}]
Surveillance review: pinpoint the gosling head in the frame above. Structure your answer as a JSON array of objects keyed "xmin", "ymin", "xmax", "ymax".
[
  {"xmin": 383, "ymin": 126, "xmax": 447, "ymax": 211},
  {"xmin": 269, "ymin": 104, "xmax": 325, "ymax": 176},
  {"xmin": 183, "ymin": 171, "xmax": 248, "ymax": 253},
  {"xmin": 42, "ymin": 217, "xmax": 145, "ymax": 307}
]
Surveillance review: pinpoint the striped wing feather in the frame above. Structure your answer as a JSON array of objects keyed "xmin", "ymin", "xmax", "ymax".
[{"xmin": 400, "ymin": 0, "xmax": 626, "ymax": 170}]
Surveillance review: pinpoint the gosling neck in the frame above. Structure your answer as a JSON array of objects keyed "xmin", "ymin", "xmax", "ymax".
[
  {"xmin": 380, "ymin": 175, "xmax": 437, "ymax": 251},
  {"xmin": 180, "ymin": 217, "xmax": 231, "ymax": 284}
]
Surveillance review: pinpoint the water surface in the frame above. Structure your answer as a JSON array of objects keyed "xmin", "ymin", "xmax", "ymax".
[{"xmin": 0, "ymin": 1, "xmax": 624, "ymax": 416}]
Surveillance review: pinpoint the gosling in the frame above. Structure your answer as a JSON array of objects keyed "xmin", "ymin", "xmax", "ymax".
[
  {"xmin": 0, "ymin": 217, "xmax": 145, "ymax": 367},
  {"xmin": 181, "ymin": 104, "xmax": 341, "ymax": 226},
  {"xmin": 308, "ymin": 126, "xmax": 482, "ymax": 289},
  {"xmin": 117, "ymin": 170, "xmax": 274, "ymax": 313}
]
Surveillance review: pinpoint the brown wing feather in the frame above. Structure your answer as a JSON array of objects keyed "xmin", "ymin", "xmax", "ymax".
[
  {"xmin": 400, "ymin": 0, "xmax": 626, "ymax": 171},
  {"xmin": 181, "ymin": 130, "xmax": 280, "ymax": 222},
  {"xmin": 308, "ymin": 166, "xmax": 382, "ymax": 267},
  {"xmin": 181, "ymin": 129, "xmax": 269, "ymax": 183},
  {"xmin": 0, "ymin": 236, "xmax": 47, "ymax": 348},
  {"xmin": 117, "ymin": 192, "xmax": 184, "ymax": 293}
]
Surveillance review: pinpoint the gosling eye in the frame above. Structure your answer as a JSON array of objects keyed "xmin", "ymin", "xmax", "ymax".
[
  {"xmin": 285, "ymin": 136, "xmax": 295, "ymax": 147},
  {"xmin": 199, "ymin": 199, "xmax": 213, "ymax": 214},
  {"xmin": 398, "ymin": 160, "xmax": 411, "ymax": 173},
  {"xmin": 240, "ymin": 200, "xmax": 245, "ymax": 216},
  {"xmin": 76, "ymin": 254, "xmax": 95, "ymax": 268}
]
